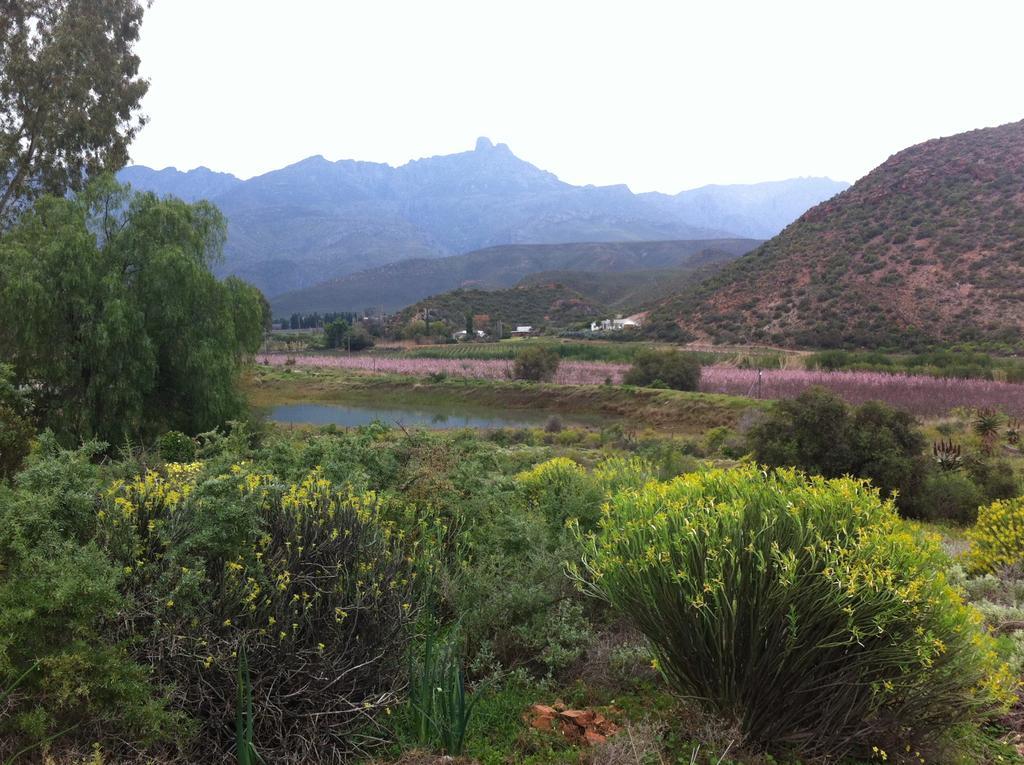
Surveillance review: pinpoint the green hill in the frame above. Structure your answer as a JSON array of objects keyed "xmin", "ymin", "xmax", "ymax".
[
  {"xmin": 515, "ymin": 263, "xmax": 726, "ymax": 314},
  {"xmin": 270, "ymin": 238, "xmax": 759, "ymax": 315},
  {"xmin": 646, "ymin": 119, "xmax": 1024, "ymax": 350},
  {"xmin": 396, "ymin": 283, "xmax": 606, "ymax": 331}
]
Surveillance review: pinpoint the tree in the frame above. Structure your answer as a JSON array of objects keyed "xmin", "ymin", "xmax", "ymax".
[
  {"xmin": 325, "ymin": 319, "xmax": 350, "ymax": 349},
  {"xmin": 0, "ymin": 0, "xmax": 150, "ymax": 227},
  {"xmin": 0, "ymin": 177, "xmax": 267, "ymax": 443},
  {"xmin": 623, "ymin": 349, "xmax": 701, "ymax": 391},
  {"xmin": 512, "ymin": 347, "xmax": 560, "ymax": 382}
]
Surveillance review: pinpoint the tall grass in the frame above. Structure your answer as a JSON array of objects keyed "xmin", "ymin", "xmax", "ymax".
[
  {"xmin": 408, "ymin": 630, "xmax": 478, "ymax": 756},
  {"xmin": 235, "ymin": 643, "xmax": 263, "ymax": 765}
]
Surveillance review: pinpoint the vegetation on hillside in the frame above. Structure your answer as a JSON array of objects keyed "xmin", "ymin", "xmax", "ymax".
[
  {"xmin": 268, "ymin": 239, "xmax": 758, "ymax": 315},
  {"xmin": 395, "ymin": 283, "xmax": 605, "ymax": 336},
  {"xmin": 648, "ymin": 119, "xmax": 1024, "ymax": 350}
]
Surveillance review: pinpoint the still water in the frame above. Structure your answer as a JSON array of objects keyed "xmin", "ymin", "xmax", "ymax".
[{"xmin": 268, "ymin": 402, "xmax": 576, "ymax": 430}]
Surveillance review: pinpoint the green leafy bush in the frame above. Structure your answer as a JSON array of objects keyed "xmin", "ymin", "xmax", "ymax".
[
  {"xmin": 623, "ymin": 349, "xmax": 701, "ymax": 391},
  {"xmin": 914, "ymin": 470, "xmax": 986, "ymax": 524},
  {"xmin": 575, "ymin": 466, "xmax": 1013, "ymax": 759},
  {"xmin": 0, "ymin": 441, "xmax": 182, "ymax": 757},
  {"xmin": 512, "ymin": 346, "xmax": 560, "ymax": 382},
  {"xmin": 0, "ymin": 362, "xmax": 33, "ymax": 479},
  {"xmin": 747, "ymin": 386, "xmax": 927, "ymax": 513},
  {"xmin": 157, "ymin": 430, "xmax": 196, "ymax": 463}
]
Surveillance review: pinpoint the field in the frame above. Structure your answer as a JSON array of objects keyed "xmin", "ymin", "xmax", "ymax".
[{"xmin": 257, "ymin": 353, "xmax": 1024, "ymax": 417}]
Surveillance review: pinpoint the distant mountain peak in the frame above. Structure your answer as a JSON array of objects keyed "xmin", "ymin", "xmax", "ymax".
[{"xmin": 118, "ymin": 145, "xmax": 848, "ymax": 300}]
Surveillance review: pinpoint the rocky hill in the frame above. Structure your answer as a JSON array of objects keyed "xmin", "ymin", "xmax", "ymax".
[
  {"xmin": 269, "ymin": 239, "xmax": 759, "ymax": 315},
  {"xmin": 120, "ymin": 139, "xmax": 843, "ymax": 297},
  {"xmin": 646, "ymin": 119, "xmax": 1024, "ymax": 350}
]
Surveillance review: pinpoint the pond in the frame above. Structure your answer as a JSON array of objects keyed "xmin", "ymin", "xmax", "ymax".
[{"xmin": 267, "ymin": 402, "xmax": 587, "ymax": 430}]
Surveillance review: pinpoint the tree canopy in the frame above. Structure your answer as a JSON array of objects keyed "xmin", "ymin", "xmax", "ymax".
[
  {"xmin": 0, "ymin": 0, "xmax": 150, "ymax": 227},
  {"xmin": 0, "ymin": 177, "xmax": 269, "ymax": 443}
]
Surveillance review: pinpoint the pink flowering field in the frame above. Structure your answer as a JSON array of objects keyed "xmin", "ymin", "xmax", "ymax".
[
  {"xmin": 257, "ymin": 354, "xmax": 1024, "ymax": 416},
  {"xmin": 700, "ymin": 367, "xmax": 1024, "ymax": 417}
]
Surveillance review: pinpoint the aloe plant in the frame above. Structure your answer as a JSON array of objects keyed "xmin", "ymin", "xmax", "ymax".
[
  {"xmin": 974, "ymin": 407, "xmax": 1004, "ymax": 454},
  {"xmin": 932, "ymin": 439, "xmax": 963, "ymax": 471},
  {"xmin": 1007, "ymin": 419, "xmax": 1021, "ymax": 446}
]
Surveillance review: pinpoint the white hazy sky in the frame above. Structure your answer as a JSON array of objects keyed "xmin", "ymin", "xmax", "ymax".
[{"xmin": 129, "ymin": 0, "xmax": 1024, "ymax": 193}]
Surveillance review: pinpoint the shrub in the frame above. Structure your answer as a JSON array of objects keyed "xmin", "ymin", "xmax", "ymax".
[
  {"xmin": 966, "ymin": 497, "xmax": 1024, "ymax": 574},
  {"xmin": 512, "ymin": 347, "xmax": 560, "ymax": 382},
  {"xmin": 157, "ymin": 430, "xmax": 196, "ymax": 463},
  {"xmin": 95, "ymin": 463, "xmax": 422, "ymax": 762},
  {"xmin": 516, "ymin": 457, "xmax": 603, "ymax": 531},
  {"xmin": 914, "ymin": 470, "xmax": 986, "ymax": 524},
  {"xmin": 965, "ymin": 457, "xmax": 1022, "ymax": 503},
  {"xmin": 0, "ymin": 362, "xmax": 33, "ymax": 479},
  {"xmin": 747, "ymin": 386, "xmax": 927, "ymax": 513},
  {"xmin": 0, "ymin": 442, "xmax": 182, "ymax": 757},
  {"xmin": 623, "ymin": 350, "xmax": 701, "ymax": 391},
  {"xmin": 516, "ymin": 456, "xmax": 656, "ymax": 534},
  {"xmin": 0, "ymin": 403, "xmax": 34, "ymax": 479},
  {"xmin": 575, "ymin": 466, "xmax": 1013, "ymax": 759}
]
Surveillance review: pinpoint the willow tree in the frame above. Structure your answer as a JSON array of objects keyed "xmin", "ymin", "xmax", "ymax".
[
  {"xmin": 0, "ymin": 0, "xmax": 149, "ymax": 227},
  {"xmin": 0, "ymin": 177, "xmax": 268, "ymax": 443}
]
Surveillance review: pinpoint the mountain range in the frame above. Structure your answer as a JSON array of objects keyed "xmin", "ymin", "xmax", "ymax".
[
  {"xmin": 119, "ymin": 139, "xmax": 846, "ymax": 299},
  {"xmin": 646, "ymin": 119, "xmax": 1024, "ymax": 350}
]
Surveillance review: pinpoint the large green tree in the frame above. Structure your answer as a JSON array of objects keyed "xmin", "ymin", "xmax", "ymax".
[
  {"xmin": 0, "ymin": 0, "xmax": 149, "ymax": 227},
  {"xmin": 0, "ymin": 177, "xmax": 268, "ymax": 443}
]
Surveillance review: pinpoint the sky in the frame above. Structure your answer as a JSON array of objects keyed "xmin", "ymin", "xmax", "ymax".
[{"xmin": 129, "ymin": 0, "xmax": 1024, "ymax": 193}]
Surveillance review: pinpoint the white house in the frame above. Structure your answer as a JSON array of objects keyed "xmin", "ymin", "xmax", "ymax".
[
  {"xmin": 452, "ymin": 329, "xmax": 487, "ymax": 340},
  {"xmin": 512, "ymin": 325, "xmax": 533, "ymax": 337},
  {"xmin": 590, "ymin": 317, "xmax": 641, "ymax": 332}
]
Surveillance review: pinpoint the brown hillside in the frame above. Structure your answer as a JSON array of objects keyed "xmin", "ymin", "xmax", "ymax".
[{"xmin": 647, "ymin": 120, "xmax": 1024, "ymax": 349}]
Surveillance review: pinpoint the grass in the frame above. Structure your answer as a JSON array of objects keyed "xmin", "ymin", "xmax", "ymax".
[{"xmin": 244, "ymin": 365, "xmax": 762, "ymax": 435}]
